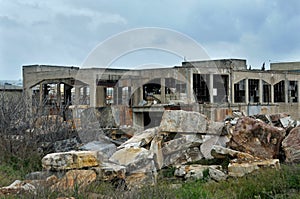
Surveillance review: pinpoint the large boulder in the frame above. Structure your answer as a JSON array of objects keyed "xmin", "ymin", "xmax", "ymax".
[
  {"xmin": 42, "ymin": 151, "xmax": 99, "ymax": 171},
  {"xmin": 200, "ymin": 135, "xmax": 230, "ymax": 159},
  {"xmin": 159, "ymin": 110, "xmax": 207, "ymax": 133},
  {"xmin": 228, "ymin": 117, "xmax": 286, "ymax": 159},
  {"xmin": 282, "ymin": 127, "xmax": 300, "ymax": 163}
]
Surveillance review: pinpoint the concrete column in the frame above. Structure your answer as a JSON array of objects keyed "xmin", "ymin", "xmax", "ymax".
[
  {"xmin": 285, "ymin": 79, "xmax": 289, "ymax": 104},
  {"xmin": 113, "ymin": 87, "xmax": 118, "ymax": 105},
  {"xmin": 186, "ymin": 69, "xmax": 194, "ymax": 103},
  {"xmin": 298, "ymin": 81, "xmax": 300, "ymax": 104},
  {"xmin": 271, "ymin": 84, "xmax": 274, "ymax": 104},
  {"xmin": 133, "ymin": 86, "xmax": 143, "ymax": 106},
  {"xmin": 74, "ymin": 86, "xmax": 80, "ymax": 105},
  {"xmin": 245, "ymin": 78, "xmax": 249, "ymax": 104},
  {"xmin": 209, "ymin": 73, "xmax": 214, "ymax": 103},
  {"xmin": 57, "ymin": 83, "xmax": 61, "ymax": 107},
  {"xmin": 117, "ymin": 87, "xmax": 123, "ymax": 105},
  {"xmin": 96, "ymin": 86, "xmax": 106, "ymax": 107},
  {"xmin": 160, "ymin": 78, "xmax": 165, "ymax": 104},
  {"xmin": 259, "ymin": 79, "xmax": 263, "ymax": 104},
  {"xmin": 39, "ymin": 83, "xmax": 43, "ymax": 106},
  {"xmin": 89, "ymin": 81, "xmax": 96, "ymax": 107}
]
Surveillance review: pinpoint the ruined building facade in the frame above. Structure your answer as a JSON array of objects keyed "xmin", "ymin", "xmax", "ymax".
[{"xmin": 23, "ymin": 59, "xmax": 300, "ymax": 129}]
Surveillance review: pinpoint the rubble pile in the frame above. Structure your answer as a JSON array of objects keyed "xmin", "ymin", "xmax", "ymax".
[{"xmin": 1, "ymin": 110, "xmax": 300, "ymax": 196}]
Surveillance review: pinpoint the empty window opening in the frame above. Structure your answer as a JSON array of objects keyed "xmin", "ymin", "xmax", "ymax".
[
  {"xmin": 193, "ymin": 74, "xmax": 210, "ymax": 103},
  {"xmin": 234, "ymin": 79, "xmax": 245, "ymax": 103},
  {"xmin": 248, "ymin": 79, "xmax": 259, "ymax": 103},
  {"xmin": 274, "ymin": 81, "xmax": 285, "ymax": 102}
]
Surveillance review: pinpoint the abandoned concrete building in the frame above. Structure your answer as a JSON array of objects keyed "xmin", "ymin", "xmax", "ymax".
[{"xmin": 22, "ymin": 59, "xmax": 300, "ymax": 129}]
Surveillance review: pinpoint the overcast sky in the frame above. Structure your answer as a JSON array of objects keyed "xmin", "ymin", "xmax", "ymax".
[{"xmin": 1, "ymin": 0, "xmax": 300, "ymax": 80}]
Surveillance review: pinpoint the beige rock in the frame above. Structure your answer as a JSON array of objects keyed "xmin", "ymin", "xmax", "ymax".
[
  {"xmin": 228, "ymin": 159, "xmax": 280, "ymax": 177},
  {"xmin": 51, "ymin": 170, "xmax": 97, "ymax": 191},
  {"xmin": 42, "ymin": 151, "xmax": 99, "ymax": 171}
]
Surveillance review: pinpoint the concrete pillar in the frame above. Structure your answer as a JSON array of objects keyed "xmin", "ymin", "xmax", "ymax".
[
  {"xmin": 298, "ymin": 81, "xmax": 300, "ymax": 104},
  {"xmin": 259, "ymin": 79, "xmax": 263, "ymax": 104},
  {"xmin": 133, "ymin": 86, "xmax": 143, "ymax": 106},
  {"xmin": 271, "ymin": 84, "xmax": 274, "ymax": 104},
  {"xmin": 160, "ymin": 78, "xmax": 165, "ymax": 104},
  {"xmin": 117, "ymin": 87, "xmax": 122, "ymax": 105},
  {"xmin": 245, "ymin": 78, "xmax": 249, "ymax": 104},
  {"xmin": 186, "ymin": 69, "xmax": 194, "ymax": 103},
  {"xmin": 209, "ymin": 73, "xmax": 214, "ymax": 103},
  {"xmin": 74, "ymin": 86, "xmax": 80, "ymax": 105},
  {"xmin": 89, "ymin": 81, "xmax": 96, "ymax": 107},
  {"xmin": 285, "ymin": 79, "xmax": 289, "ymax": 104},
  {"xmin": 96, "ymin": 86, "xmax": 106, "ymax": 107},
  {"xmin": 57, "ymin": 83, "xmax": 61, "ymax": 107},
  {"xmin": 113, "ymin": 87, "xmax": 118, "ymax": 105},
  {"xmin": 39, "ymin": 83, "xmax": 43, "ymax": 106}
]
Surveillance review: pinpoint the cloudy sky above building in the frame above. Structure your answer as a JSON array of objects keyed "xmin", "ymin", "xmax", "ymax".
[{"xmin": 0, "ymin": 0, "xmax": 300, "ymax": 80}]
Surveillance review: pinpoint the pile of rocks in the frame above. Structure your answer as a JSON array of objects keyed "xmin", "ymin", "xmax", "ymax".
[{"xmin": 1, "ymin": 110, "xmax": 300, "ymax": 196}]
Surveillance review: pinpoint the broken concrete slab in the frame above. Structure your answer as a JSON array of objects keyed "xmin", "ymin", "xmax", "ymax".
[
  {"xmin": 42, "ymin": 151, "xmax": 99, "ymax": 171},
  {"xmin": 228, "ymin": 116, "xmax": 286, "ymax": 159},
  {"xmin": 282, "ymin": 126, "xmax": 300, "ymax": 163},
  {"xmin": 109, "ymin": 147, "xmax": 157, "ymax": 174},
  {"xmin": 118, "ymin": 127, "xmax": 160, "ymax": 149},
  {"xmin": 150, "ymin": 135, "xmax": 163, "ymax": 170},
  {"xmin": 159, "ymin": 110, "xmax": 207, "ymax": 133},
  {"xmin": 79, "ymin": 140, "xmax": 117, "ymax": 161},
  {"xmin": 174, "ymin": 165, "xmax": 226, "ymax": 181},
  {"xmin": 96, "ymin": 162, "xmax": 126, "ymax": 181},
  {"xmin": 200, "ymin": 135, "xmax": 230, "ymax": 159},
  {"xmin": 163, "ymin": 147, "xmax": 203, "ymax": 167},
  {"xmin": 211, "ymin": 145, "xmax": 255, "ymax": 161},
  {"xmin": 228, "ymin": 159, "xmax": 280, "ymax": 177}
]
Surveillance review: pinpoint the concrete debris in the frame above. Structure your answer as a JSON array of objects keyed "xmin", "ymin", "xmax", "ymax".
[
  {"xmin": 42, "ymin": 151, "xmax": 99, "ymax": 171},
  {"xmin": 4, "ymin": 110, "xmax": 300, "ymax": 192},
  {"xmin": 118, "ymin": 127, "xmax": 159, "ymax": 149},
  {"xmin": 97, "ymin": 162, "xmax": 126, "ymax": 181},
  {"xmin": 211, "ymin": 145, "xmax": 255, "ymax": 161},
  {"xmin": 174, "ymin": 165, "xmax": 226, "ymax": 181},
  {"xmin": 228, "ymin": 159, "xmax": 280, "ymax": 177},
  {"xmin": 79, "ymin": 140, "xmax": 117, "ymax": 161},
  {"xmin": 282, "ymin": 126, "xmax": 300, "ymax": 163},
  {"xmin": 159, "ymin": 110, "xmax": 207, "ymax": 133}
]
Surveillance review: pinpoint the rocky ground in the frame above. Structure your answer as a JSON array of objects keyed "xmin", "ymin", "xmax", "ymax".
[{"xmin": 1, "ymin": 110, "xmax": 299, "ymax": 197}]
